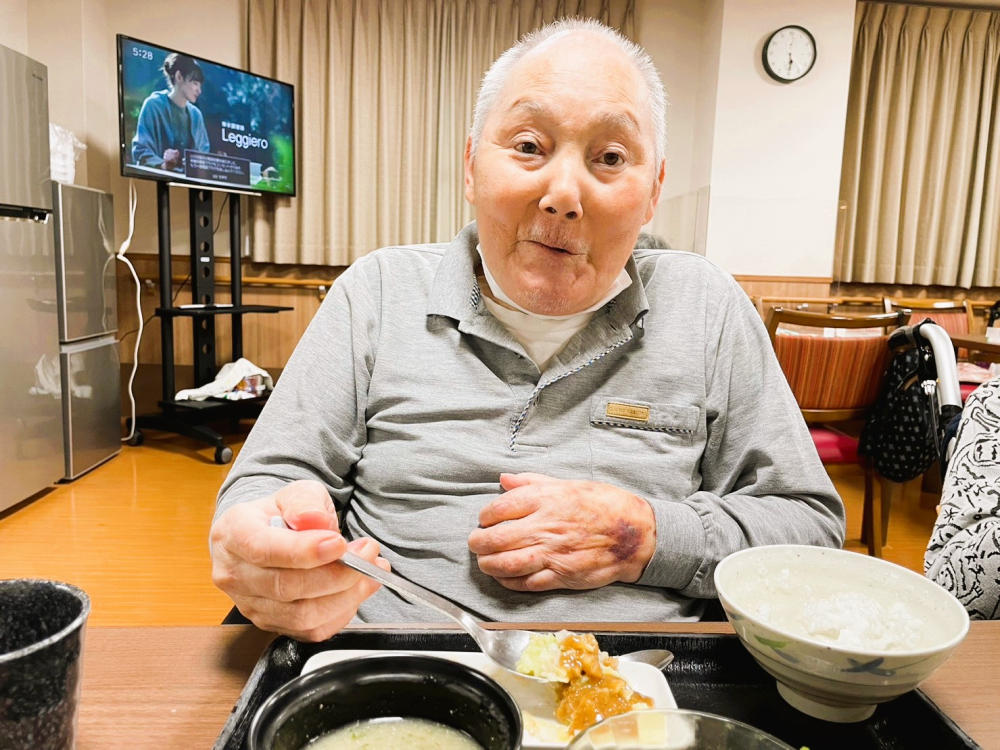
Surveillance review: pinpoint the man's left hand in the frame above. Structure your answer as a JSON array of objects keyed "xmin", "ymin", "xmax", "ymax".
[{"xmin": 467, "ymin": 473, "xmax": 656, "ymax": 592}]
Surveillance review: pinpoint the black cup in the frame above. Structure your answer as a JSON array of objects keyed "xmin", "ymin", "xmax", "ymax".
[
  {"xmin": 0, "ymin": 579, "xmax": 91, "ymax": 750},
  {"xmin": 249, "ymin": 653, "xmax": 522, "ymax": 750}
]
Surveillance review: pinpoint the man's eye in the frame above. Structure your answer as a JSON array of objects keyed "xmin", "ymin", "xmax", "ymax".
[
  {"xmin": 515, "ymin": 142, "xmax": 539, "ymax": 155},
  {"xmin": 601, "ymin": 153, "xmax": 624, "ymax": 166}
]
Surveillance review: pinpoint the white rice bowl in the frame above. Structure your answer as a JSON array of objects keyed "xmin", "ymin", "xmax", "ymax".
[{"xmin": 714, "ymin": 545, "xmax": 969, "ymax": 723}]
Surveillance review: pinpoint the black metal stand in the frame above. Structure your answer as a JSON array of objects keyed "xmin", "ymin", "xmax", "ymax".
[{"xmin": 130, "ymin": 183, "xmax": 290, "ymax": 464}]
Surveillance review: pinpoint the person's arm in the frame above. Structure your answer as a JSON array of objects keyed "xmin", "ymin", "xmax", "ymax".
[
  {"xmin": 925, "ymin": 380, "xmax": 1000, "ymax": 620},
  {"xmin": 215, "ymin": 257, "xmax": 380, "ymax": 520},
  {"xmin": 635, "ymin": 277, "xmax": 845, "ymax": 597},
  {"xmin": 131, "ymin": 98, "xmax": 164, "ymax": 168},
  {"xmin": 191, "ymin": 106, "xmax": 210, "ymax": 153},
  {"xmin": 210, "ymin": 258, "xmax": 385, "ymax": 640}
]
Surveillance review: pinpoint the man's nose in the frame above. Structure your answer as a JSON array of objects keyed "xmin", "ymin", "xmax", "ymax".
[{"xmin": 538, "ymin": 155, "xmax": 584, "ymax": 221}]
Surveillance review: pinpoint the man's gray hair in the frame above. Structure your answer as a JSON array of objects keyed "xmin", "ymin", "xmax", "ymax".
[{"xmin": 470, "ymin": 17, "xmax": 667, "ymax": 168}]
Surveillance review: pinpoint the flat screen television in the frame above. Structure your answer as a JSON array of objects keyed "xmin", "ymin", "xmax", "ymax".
[{"xmin": 117, "ymin": 35, "xmax": 296, "ymax": 196}]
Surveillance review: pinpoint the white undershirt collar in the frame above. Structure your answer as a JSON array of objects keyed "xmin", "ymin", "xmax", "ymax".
[
  {"xmin": 476, "ymin": 244, "xmax": 632, "ymax": 321},
  {"xmin": 475, "ymin": 244, "xmax": 633, "ymax": 369}
]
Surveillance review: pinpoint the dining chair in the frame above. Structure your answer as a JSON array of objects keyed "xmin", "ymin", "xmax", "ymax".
[
  {"xmin": 883, "ymin": 298, "xmax": 973, "ymax": 351},
  {"xmin": 753, "ymin": 295, "xmax": 882, "ymax": 320},
  {"xmin": 764, "ymin": 308, "xmax": 909, "ymax": 557},
  {"xmin": 882, "ymin": 297, "xmax": 973, "ymax": 331}
]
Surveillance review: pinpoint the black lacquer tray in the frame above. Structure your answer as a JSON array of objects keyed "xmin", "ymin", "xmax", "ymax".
[{"xmin": 214, "ymin": 631, "xmax": 979, "ymax": 750}]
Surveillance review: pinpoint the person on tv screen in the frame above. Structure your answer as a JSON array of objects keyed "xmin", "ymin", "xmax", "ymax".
[{"xmin": 131, "ymin": 52, "xmax": 211, "ymax": 172}]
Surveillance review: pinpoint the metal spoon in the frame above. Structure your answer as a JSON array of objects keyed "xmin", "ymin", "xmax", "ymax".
[
  {"xmin": 269, "ymin": 516, "xmax": 551, "ymax": 683},
  {"xmin": 270, "ymin": 518, "xmax": 674, "ymax": 679},
  {"xmin": 617, "ymin": 648, "xmax": 674, "ymax": 671}
]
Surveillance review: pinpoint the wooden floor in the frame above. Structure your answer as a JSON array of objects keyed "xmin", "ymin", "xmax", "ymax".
[
  {"xmin": 0, "ymin": 433, "xmax": 941, "ymax": 627},
  {"xmin": 0, "ymin": 431, "xmax": 240, "ymax": 627}
]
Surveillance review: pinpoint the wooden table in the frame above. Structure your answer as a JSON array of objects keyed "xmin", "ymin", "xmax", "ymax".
[
  {"xmin": 951, "ymin": 332, "xmax": 1000, "ymax": 358},
  {"xmin": 77, "ymin": 622, "xmax": 1000, "ymax": 749}
]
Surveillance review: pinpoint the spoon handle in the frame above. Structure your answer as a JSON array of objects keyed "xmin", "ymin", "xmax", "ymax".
[
  {"xmin": 340, "ymin": 551, "xmax": 484, "ymax": 634},
  {"xmin": 269, "ymin": 516, "xmax": 485, "ymax": 639}
]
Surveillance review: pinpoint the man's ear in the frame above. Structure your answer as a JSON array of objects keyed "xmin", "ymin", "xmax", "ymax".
[
  {"xmin": 464, "ymin": 136, "xmax": 476, "ymax": 206},
  {"xmin": 643, "ymin": 158, "xmax": 665, "ymax": 224}
]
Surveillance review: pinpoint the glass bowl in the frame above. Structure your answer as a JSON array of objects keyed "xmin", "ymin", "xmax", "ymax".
[{"xmin": 567, "ymin": 708, "xmax": 794, "ymax": 750}]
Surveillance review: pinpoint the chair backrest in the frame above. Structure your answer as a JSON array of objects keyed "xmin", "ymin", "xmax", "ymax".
[
  {"xmin": 755, "ymin": 296, "xmax": 842, "ymax": 318},
  {"xmin": 764, "ymin": 308, "xmax": 906, "ymax": 341},
  {"xmin": 753, "ymin": 295, "xmax": 882, "ymax": 319},
  {"xmin": 883, "ymin": 297, "xmax": 972, "ymax": 338},
  {"xmin": 764, "ymin": 308, "xmax": 910, "ymax": 422}
]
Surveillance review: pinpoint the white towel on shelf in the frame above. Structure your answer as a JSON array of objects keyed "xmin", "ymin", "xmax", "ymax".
[{"xmin": 174, "ymin": 358, "xmax": 273, "ymax": 402}]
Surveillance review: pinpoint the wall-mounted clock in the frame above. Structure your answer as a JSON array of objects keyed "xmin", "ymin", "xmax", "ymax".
[{"xmin": 763, "ymin": 25, "xmax": 816, "ymax": 83}]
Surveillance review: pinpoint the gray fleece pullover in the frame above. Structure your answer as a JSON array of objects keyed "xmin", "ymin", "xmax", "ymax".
[{"xmin": 216, "ymin": 222, "xmax": 845, "ymax": 623}]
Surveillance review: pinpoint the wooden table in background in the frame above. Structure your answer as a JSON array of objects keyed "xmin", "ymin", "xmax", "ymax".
[
  {"xmin": 78, "ymin": 622, "xmax": 1000, "ymax": 749},
  {"xmin": 951, "ymin": 332, "xmax": 1000, "ymax": 358}
]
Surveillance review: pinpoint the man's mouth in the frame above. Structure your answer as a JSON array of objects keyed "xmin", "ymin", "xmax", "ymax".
[
  {"xmin": 541, "ymin": 242, "xmax": 569, "ymax": 254},
  {"xmin": 527, "ymin": 240, "xmax": 577, "ymax": 255}
]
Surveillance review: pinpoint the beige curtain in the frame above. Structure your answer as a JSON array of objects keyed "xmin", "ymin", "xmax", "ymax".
[
  {"xmin": 837, "ymin": 2, "xmax": 1000, "ymax": 287},
  {"xmin": 248, "ymin": 0, "xmax": 636, "ymax": 265}
]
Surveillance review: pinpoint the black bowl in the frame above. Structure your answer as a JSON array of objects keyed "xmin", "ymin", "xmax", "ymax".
[{"xmin": 248, "ymin": 653, "xmax": 522, "ymax": 750}]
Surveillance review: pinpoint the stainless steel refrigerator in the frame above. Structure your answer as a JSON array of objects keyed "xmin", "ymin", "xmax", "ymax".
[
  {"xmin": 52, "ymin": 182, "xmax": 120, "ymax": 480},
  {"xmin": 0, "ymin": 44, "xmax": 63, "ymax": 512}
]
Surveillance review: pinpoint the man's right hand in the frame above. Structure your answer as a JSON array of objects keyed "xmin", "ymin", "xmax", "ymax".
[
  {"xmin": 162, "ymin": 148, "xmax": 181, "ymax": 170},
  {"xmin": 210, "ymin": 480, "xmax": 389, "ymax": 641}
]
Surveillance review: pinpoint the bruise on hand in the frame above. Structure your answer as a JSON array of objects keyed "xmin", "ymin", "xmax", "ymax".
[{"xmin": 608, "ymin": 519, "xmax": 645, "ymax": 562}]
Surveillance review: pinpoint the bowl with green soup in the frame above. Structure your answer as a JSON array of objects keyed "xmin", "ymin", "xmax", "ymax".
[{"xmin": 248, "ymin": 653, "xmax": 522, "ymax": 750}]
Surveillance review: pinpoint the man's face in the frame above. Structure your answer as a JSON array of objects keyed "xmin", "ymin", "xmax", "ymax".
[
  {"xmin": 465, "ymin": 33, "xmax": 664, "ymax": 316},
  {"xmin": 175, "ymin": 75, "xmax": 202, "ymax": 103}
]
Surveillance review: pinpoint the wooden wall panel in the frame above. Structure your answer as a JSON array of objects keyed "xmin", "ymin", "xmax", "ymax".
[
  {"xmin": 732, "ymin": 275, "xmax": 833, "ymax": 299},
  {"xmin": 836, "ymin": 282, "xmax": 1000, "ymax": 331},
  {"xmin": 115, "ymin": 261, "xmax": 1000, "ymax": 371},
  {"xmin": 115, "ymin": 256, "xmax": 345, "ymax": 369},
  {"xmin": 734, "ymin": 277, "xmax": 1000, "ymax": 330}
]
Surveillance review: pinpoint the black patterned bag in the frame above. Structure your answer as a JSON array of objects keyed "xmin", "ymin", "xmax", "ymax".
[{"xmin": 859, "ymin": 348, "xmax": 938, "ymax": 482}]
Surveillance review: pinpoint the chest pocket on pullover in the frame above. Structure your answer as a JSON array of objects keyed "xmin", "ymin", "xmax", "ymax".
[{"xmin": 589, "ymin": 396, "xmax": 701, "ymax": 499}]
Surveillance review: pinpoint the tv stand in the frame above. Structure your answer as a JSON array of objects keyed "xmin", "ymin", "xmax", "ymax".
[{"xmin": 128, "ymin": 182, "xmax": 290, "ymax": 464}]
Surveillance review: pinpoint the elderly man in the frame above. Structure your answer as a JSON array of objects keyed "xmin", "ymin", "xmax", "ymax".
[{"xmin": 210, "ymin": 18, "xmax": 844, "ymax": 641}]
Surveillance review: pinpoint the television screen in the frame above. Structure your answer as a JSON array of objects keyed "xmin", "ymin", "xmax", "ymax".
[{"xmin": 117, "ymin": 35, "xmax": 295, "ymax": 196}]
